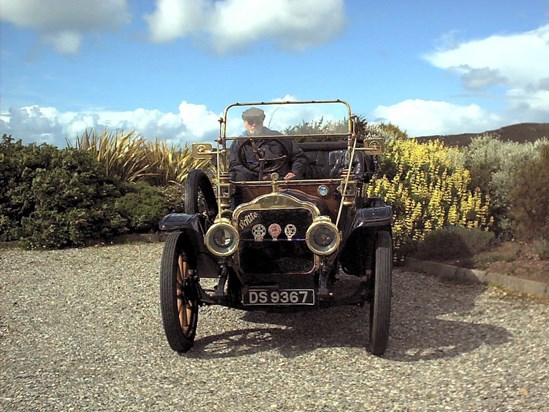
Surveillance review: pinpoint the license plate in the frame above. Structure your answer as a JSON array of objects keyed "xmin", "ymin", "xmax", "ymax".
[{"xmin": 243, "ymin": 289, "xmax": 315, "ymax": 306}]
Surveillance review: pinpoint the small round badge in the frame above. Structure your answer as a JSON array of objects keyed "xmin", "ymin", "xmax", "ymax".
[
  {"xmin": 268, "ymin": 223, "xmax": 282, "ymax": 241},
  {"xmin": 252, "ymin": 224, "xmax": 266, "ymax": 241},
  {"xmin": 284, "ymin": 224, "xmax": 297, "ymax": 240}
]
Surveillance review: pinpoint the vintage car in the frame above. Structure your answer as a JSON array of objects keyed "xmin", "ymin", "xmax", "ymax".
[{"xmin": 158, "ymin": 100, "xmax": 393, "ymax": 356}]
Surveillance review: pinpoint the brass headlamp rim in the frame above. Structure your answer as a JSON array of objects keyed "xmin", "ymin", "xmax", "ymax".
[
  {"xmin": 305, "ymin": 217, "xmax": 341, "ymax": 256},
  {"xmin": 204, "ymin": 218, "xmax": 240, "ymax": 257}
]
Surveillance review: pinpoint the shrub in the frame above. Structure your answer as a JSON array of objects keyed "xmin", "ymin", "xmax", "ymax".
[
  {"xmin": 509, "ymin": 142, "xmax": 549, "ymax": 240},
  {"xmin": 414, "ymin": 226, "xmax": 495, "ymax": 262},
  {"xmin": 159, "ymin": 183, "xmax": 186, "ymax": 213},
  {"xmin": 414, "ymin": 229, "xmax": 471, "ymax": 261},
  {"xmin": 0, "ymin": 137, "xmax": 129, "ymax": 248},
  {"xmin": 19, "ymin": 148, "xmax": 127, "ymax": 249},
  {"xmin": 144, "ymin": 139, "xmax": 213, "ymax": 185},
  {"xmin": 1, "ymin": 136, "xmax": 64, "ymax": 240},
  {"xmin": 462, "ymin": 135, "xmax": 543, "ymax": 239},
  {"xmin": 0, "ymin": 135, "xmax": 25, "ymax": 240},
  {"xmin": 20, "ymin": 207, "xmax": 127, "ymax": 249},
  {"xmin": 534, "ymin": 238, "xmax": 549, "ymax": 260},
  {"xmin": 115, "ymin": 182, "xmax": 172, "ymax": 232},
  {"xmin": 368, "ymin": 138, "xmax": 491, "ymax": 256}
]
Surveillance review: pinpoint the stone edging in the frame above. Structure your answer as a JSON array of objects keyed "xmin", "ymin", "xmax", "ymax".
[{"xmin": 405, "ymin": 257, "xmax": 549, "ymax": 298}]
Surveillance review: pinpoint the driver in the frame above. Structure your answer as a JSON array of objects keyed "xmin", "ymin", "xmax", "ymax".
[{"xmin": 229, "ymin": 107, "xmax": 307, "ymax": 182}]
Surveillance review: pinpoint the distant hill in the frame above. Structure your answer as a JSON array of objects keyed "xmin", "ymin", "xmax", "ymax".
[{"xmin": 417, "ymin": 123, "xmax": 549, "ymax": 147}]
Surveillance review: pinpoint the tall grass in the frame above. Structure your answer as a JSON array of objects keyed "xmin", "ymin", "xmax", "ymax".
[
  {"xmin": 70, "ymin": 130, "xmax": 153, "ymax": 182},
  {"xmin": 70, "ymin": 129, "xmax": 213, "ymax": 185}
]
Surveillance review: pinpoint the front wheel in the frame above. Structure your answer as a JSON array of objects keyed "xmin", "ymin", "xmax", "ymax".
[
  {"xmin": 160, "ymin": 231, "xmax": 199, "ymax": 353},
  {"xmin": 368, "ymin": 230, "xmax": 392, "ymax": 356}
]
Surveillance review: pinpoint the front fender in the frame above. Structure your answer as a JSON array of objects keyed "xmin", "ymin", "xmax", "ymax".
[
  {"xmin": 159, "ymin": 213, "xmax": 201, "ymax": 232},
  {"xmin": 158, "ymin": 213, "xmax": 220, "ymax": 278},
  {"xmin": 350, "ymin": 205, "xmax": 392, "ymax": 232},
  {"xmin": 339, "ymin": 203, "xmax": 392, "ymax": 276}
]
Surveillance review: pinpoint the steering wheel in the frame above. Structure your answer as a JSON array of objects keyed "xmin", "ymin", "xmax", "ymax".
[{"xmin": 237, "ymin": 138, "xmax": 289, "ymax": 174}]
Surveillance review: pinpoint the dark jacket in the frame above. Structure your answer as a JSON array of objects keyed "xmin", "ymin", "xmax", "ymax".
[{"xmin": 229, "ymin": 127, "xmax": 307, "ymax": 181}]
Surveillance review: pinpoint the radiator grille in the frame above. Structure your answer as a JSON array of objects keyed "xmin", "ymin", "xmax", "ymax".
[{"xmin": 237, "ymin": 209, "xmax": 314, "ymax": 274}]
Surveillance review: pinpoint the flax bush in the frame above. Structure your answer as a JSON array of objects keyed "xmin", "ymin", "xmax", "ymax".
[
  {"xmin": 144, "ymin": 139, "xmax": 213, "ymax": 185},
  {"xmin": 72, "ymin": 129, "xmax": 213, "ymax": 186},
  {"xmin": 368, "ymin": 138, "xmax": 491, "ymax": 256},
  {"xmin": 71, "ymin": 130, "xmax": 153, "ymax": 182}
]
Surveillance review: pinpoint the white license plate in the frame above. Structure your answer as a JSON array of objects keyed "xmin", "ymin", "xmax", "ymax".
[{"xmin": 243, "ymin": 289, "xmax": 315, "ymax": 306}]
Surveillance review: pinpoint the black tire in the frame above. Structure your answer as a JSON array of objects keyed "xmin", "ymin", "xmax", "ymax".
[
  {"xmin": 368, "ymin": 230, "xmax": 392, "ymax": 356},
  {"xmin": 184, "ymin": 169, "xmax": 218, "ymax": 219},
  {"xmin": 160, "ymin": 231, "xmax": 199, "ymax": 353}
]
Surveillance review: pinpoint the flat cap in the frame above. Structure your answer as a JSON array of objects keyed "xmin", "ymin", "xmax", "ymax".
[{"xmin": 242, "ymin": 107, "xmax": 265, "ymax": 119}]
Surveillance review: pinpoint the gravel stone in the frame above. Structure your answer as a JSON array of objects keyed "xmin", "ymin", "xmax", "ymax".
[{"xmin": 1, "ymin": 242, "xmax": 547, "ymax": 411}]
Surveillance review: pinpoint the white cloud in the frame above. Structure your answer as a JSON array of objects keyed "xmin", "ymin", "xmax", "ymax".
[
  {"xmin": 426, "ymin": 25, "xmax": 549, "ymax": 89},
  {"xmin": 425, "ymin": 24, "xmax": 549, "ymax": 122},
  {"xmin": 42, "ymin": 31, "xmax": 82, "ymax": 55},
  {"xmin": 144, "ymin": 0, "xmax": 206, "ymax": 43},
  {"xmin": 372, "ymin": 99, "xmax": 502, "ymax": 136},
  {"xmin": 145, "ymin": 0, "xmax": 346, "ymax": 52},
  {"xmin": 373, "ymin": 24, "xmax": 549, "ymax": 136},
  {"xmin": 0, "ymin": 102, "xmax": 221, "ymax": 147},
  {"xmin": 0, "ymin": 0, "xmax": 131, "ymax": 54},
  {"xmin": 178, "ymin": 101, "xmax": 220, "ymax": 139},
  {"xmin": 0, "ymin": 98, "xmax": 354, "ymax": 146}
]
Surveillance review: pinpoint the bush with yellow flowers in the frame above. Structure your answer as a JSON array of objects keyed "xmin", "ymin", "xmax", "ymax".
[{"xmin": 368, "ymin": 137, "xmax": 492, "ymax": 256}]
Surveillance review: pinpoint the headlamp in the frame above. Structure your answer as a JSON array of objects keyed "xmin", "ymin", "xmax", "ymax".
[
  {"xmin": 306, "ymin": 217, "xmax": 340, "ymax": 256},
  {"xmin": 205, "ymin": 218, "xmax": 239, "ymax": 256}
]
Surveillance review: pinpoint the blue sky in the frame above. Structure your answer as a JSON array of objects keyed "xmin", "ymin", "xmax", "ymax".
[{"xmin": 1, "ymin": 0, "xmax": 548, "ymax": 147}]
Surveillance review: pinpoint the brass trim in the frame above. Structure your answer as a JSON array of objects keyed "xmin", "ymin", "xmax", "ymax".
[
  {"xmin": 191, "ymin": 143, "xmax": 214, "ymax": 159},
  {"xmin": 204, "ymin": 218, "xmax": 240, "ymax": 257},
  {"xmin": 232, "ymin": 192, "xmax": 320, "ymax": 224},
  {"xmin": 305, "ymin": 216, "xmax": 341, "ymax": 256},
  {"xmin": 360, "ymin": 138, "xmax": 384, "ymax": 155}
]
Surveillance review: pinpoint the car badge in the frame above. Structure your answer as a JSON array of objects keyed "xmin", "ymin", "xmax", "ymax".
[
  {"xmin": 268, "ymin": 223, "xmax": 282, "ymax": 241},
  {"xmin": 251, "ymin": 224, "xmax": 266, "ymax": 242},
  {"xmin": 284, "ymin": 224, "xmax": 297, "ymax": 240}
]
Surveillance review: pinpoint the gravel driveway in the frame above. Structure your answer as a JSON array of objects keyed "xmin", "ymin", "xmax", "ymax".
[{"xmin": 1, "ymin": 242, "xmax": 547, "ymax": 411}]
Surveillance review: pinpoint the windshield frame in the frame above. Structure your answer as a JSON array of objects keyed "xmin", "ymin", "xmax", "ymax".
[{"xmin": 220, "ymin": 99, "xmax": 354, "ymax": 143}]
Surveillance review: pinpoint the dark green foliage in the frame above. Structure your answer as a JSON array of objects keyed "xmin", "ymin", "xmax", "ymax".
[
  {"xmin": 115, "ymin": 182, "xmax": 172, "ymax": 233},
  {"xmin": 414, "ymin": 226, "xmax": 495, "ymax": 262},
  {"xmin": 20, "ymin": 208, "xmax": 127, "ymax": 249},
  {"xmin": 415, "ymin": 230, "xmax": 470, "ymax": 261},
  {"xmin": 510, "ymin": 142, "xmax": 549, "ymax": 240},
  {"xmin": 0, "ymin": 136, "xmax": 63, "ymax": 240},
  {"xmin": 1, "ymin": 135, "xmax": 128, "ymax": 248},
  {"xmin": 1, "ymin": 136, "xmax": 186, "ymax": 248},
  {"xmin": 0, "ymin": 136, "xmax": 25, "ymax": 239},
  {"xmin": 158, "ymin": 184, "xmax": 185, "ymax": 214}
]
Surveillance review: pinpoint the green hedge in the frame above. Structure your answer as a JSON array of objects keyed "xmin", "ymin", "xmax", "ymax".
[{"xmin": 0, "ymin": 135, "xmax": 181, "ymax": 249}]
